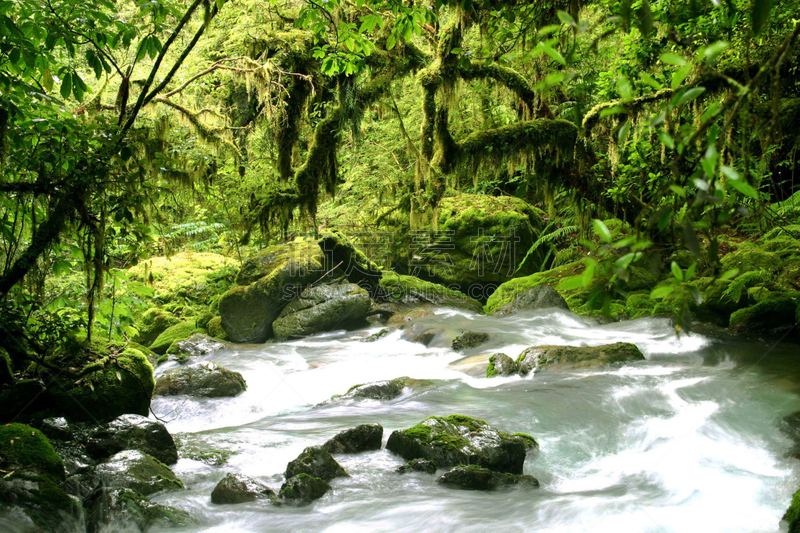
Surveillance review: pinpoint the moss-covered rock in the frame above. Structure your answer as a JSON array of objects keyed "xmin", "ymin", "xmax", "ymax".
[
  {"xmin": 94, "ymin": 450, "xmax": 183, "ymax": 496},
  {"xmin": 132, "ymin": 308, "xmax": 179, "ymax": 347},
  {"xmin": 486, "ymin": 353, "xmax": 517, "ymax": 377},
  {"xmin": 321, "ymin": 424, "xmax": 383, "ymax": 454},
  {"xmin": 0, "ymin": 424, "xmax": 82, "ymax": 532},
  {"xmin": 396, "ymin": 458, "xmax": 437, "ymax": 474},
  {"xmin": 278, "ymin": 473, "xmax": 330, "ymax": 504},
  {"xmin": 0, "ymin": 424, "xmax": 65, "ymax": 482},
  {"xmin": 206, "ymin": 316, "xmax": 227, "ymax": 339},
  {"xmin": 406, "ymin": 194, "xmax": 546, "ymax": 300},
  {"xmin": 87, "ymin": 487, "xmax": 193, "ymax": 532},
  {"xmin": 385, "ymin": 415, "xmax": 529, "ymax": 474},
  {"xmin": 49, "ymin": 346, "xmax": 155, "ymax": 423},
  {"xmin": 236, "ymin": 243, "xmax": 296, "ymax": 286},
  {"xmin": 84, "ymin": 414, "xmax": 178, "ymax": 465},
  {"xmin": 338, "ymin": 378, "xmax": 407, "ymax": 401},
  {"xmin": 729, "ymin": 294, "xmax": 799, "ymax": 337},
  {"xmin": 318, "ymin": 230, "xmax": 383, "ymax": 293},
  {"xmin": 378, "ymin": 272, "xmax": 483, "ymax": 312},
  {"xmin": 210, "ymin": 473, "xmax": 276, "ymax": 505},
  {"xmin": 218, "ymin": 246, "xmax": 331, "ymax": 343},
  {"xmin": 437, "ymin": 465, "xmax": 539, "ymax": 491},
  {"xmin": 284, "ymin": 446, "xmax": 348, "ymax": 481},
  {"xmin": 485, "ymin": 261, "xmax": 584, "ymax": 315},
  {"xmin": 150, "ymin": 321, "xmax": 205, "ymax": 355},
  {"xmin": 452, "ymin": 331, "xmax": 489, "ymax": 351},
  {"xmin": 272, "ymin": 283, "xmax": 372, "ymax": 339},
  {"xmin": 154, "ymin": 361, "xmax": 246, "ymax": 398},
  {"xmin": 486, "ymin": 285, "xmax": 569, "ymax": 316},
  {"xmin": 783, "ymin": 485, "xmax": 800, "ymax": 533},
  {"xmin": 516, "ymin": 342, "xmax": 645, "ymax": 374}
]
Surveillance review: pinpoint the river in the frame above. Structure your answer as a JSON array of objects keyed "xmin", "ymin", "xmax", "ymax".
[{"xmin": 149, "ymin": 307, "xmax": 800, "ymax": 532}]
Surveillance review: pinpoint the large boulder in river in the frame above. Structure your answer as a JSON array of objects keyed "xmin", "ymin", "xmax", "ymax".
[
  {"xmin": 85, "ymin": 414, "xmax": 178, "ymax": 465},
  {"xmin": 219, "ymin": 241, "xmax": 331, "ymax": 343},
  {"xmin": 211, "ymin": 473, "xmax": 276, "ymax": 504},
  {"xmin": 322, "ymin": 424, "xmax": 383, "ymax": 454},
  {"xmin": 386, "ymin": 415, "xmax": 530, "ymax": 474},
  {"xmin": 404, "ymin": 194, "xmax": 546, "ymax": 299},
  {"xmin": 154, "ymin": 361, "xmax": 246, "ymax": 398},
  {"xmin": 516, "ymin": 342, "xmax": 645, "ymax": 375},
  {"xmin": 272, "ymin": 283, "xmax": 371, "ymax": 339},
  {"xmin": 285, "ymin": 446, "xmax": 348, "ymax": 481},
  {"xmin": 94, "ymin": 450, "xmax": 183, "ymax": 496},
  {"xmin": 487, "ymin": 285, "xmax": 569, "ymax": 316},
  {"xmin": 437, "ymin": 465, "xmax": 539, "ymax": 491},
  {"xmin": 486, "ymin": 353, "xmax": 518, "ymax": 377},
  {"xmin": 278, "ymin": 474, "xmax": 331, "ymax": 504}
]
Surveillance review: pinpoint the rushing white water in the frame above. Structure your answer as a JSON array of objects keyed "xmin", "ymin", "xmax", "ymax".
[{"xmin": 149, "ymin": 308, "xmax": 800, "ymax": 532}]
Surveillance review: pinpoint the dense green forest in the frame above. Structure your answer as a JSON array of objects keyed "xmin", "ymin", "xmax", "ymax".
[{"xmin": 1, "ymin": 0, "xmax": 800, "ymax": 530}]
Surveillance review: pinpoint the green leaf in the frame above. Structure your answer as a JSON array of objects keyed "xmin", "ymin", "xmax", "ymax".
[
  {"xmin": 675, "ymin": 87, "xmax": 706, "ymax": 107},
  {"xmin": 557, "ymin": 10, "xmax": 576, "ymax": 27},
  {"xmin": 671, "ymin": 64, "xmax": 693, "ymax": 90},
  {"xmin": 386, "ymin": 33, "xmax": 396, "ymax": 50},
  {"xmin": 617, "ymin": 76, "xmax": 633, "ymax": 101},
  {"xmin": 670, "ymin": 261, "xmax": 684, "ymax": 281},
  {"xmin": 701, "ymin": 41, "xmax": 729, "ymax": 64},
  {"xmin": 60, "ymin": 72, "xmax": 72, "ymax": 99},
  {"xmin": 728, "ymin": 179, "xmax": 758, "ymax": 198},
  {"xmin": 719, "ymin": 268, "xmax": 740, "ymax": 281},
  {"xmin": 660, "ymin": 52, "xmax": 687, "ymax": 66},
  {"xmin": 558, "ymin": 275, "xmax": 585, "ymax": 291},
  {"xmin": 657, "ymin": 130, "xmax": 675, "ymax": 150},
  {"xmin": 541, "ymin": 42, "xmax": 566, "ymax": 66},
  {"xmin": 640, "ymin": 73, "xmax": 663, "ymax": 90},
  {"xmin": 593, "ymin": 219, "xmax": 612, "ymax": 243},
  {"xmin": 650, "ymin": 286, "xmax": 674, "ymax": 299},
  {"xmin": 751, "ymin": 0, "xmax": 774, "ymax": 36}
]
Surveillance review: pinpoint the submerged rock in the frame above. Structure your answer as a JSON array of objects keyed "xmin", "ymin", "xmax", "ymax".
[
  {"xmin": 211, "ymin": 473, "xmax": 276, "ymax": 504},
  {"xmin": 322, "ymin": 424, "xmax": 383, "ymax": 454},
  {"xmin": 94, "ymin": 450, "xmax": 183, "ymax": 496},
  {"xmin": 340, "ymin": 378, "xmax": 406, "ymax": 401},
  {"xmin": 396, "ymin": 458, "xmax": 437, "ymax": 474},
  {"xmin": 437, "ymin": 465, "xmax": 539, "ymax": 491},
  {"xmin": 87, "ymin": 487, "xmax": 193, "ymax": 533},
  {"xmin": 272, "ymin": 283, "xmax": 372, "ymax": 339},
  {"xmin": 278, "ymin": 474, "xmax": 330, "ymax": 504},
  {"xmin": 85, "ymin": 414, "xmax": 178, "ymax": 465},
  {"xmin": 154, "ymin": 361, "xmax": 246, "ymax": 398},
  {"xmin": 516, "ymin": 342, "xmax": 645, "ymax": 374},
  {"xmin": 452, "ymin": 331, "xmax": 490, "ymax": 351},
  {"xmin": 486, "ymin": 353, "xmax": 517, "ymax": 377},
  {"xmin": 386, "ymin": 308, "xmax": 435, "ymax": 327},
  {"xmin": 285, "ymin": 446, "xmax": 348, "ymax": 481},
  {"xmin": 488, "ymin": 285, "xmax": 569, "ymax": 316},
  {"xmin": 386, "ymin": 415, "xmax": 528, "ymax": 474}
]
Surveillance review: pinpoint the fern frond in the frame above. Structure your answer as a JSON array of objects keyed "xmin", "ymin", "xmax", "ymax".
[{"xmin": 722, "ymin": 269, "xmax": 771, "ymax": 303}]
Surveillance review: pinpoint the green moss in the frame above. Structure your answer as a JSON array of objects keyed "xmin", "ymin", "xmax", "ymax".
[
  {"xmin": 0, "ymin": 423, "xmax": 65, "ymax": 481},
  {"xmin": 729, "ymin": 294, "xmax": 799, "ymax": 335},
  {"xmin": 150, "ymin": 321, "xmax": 205, "ymax": 355},
  {"xmin": 379, "ymin": 271, "xmax": 483, "ymax": 312},
  {"xmin": 486, "ymin": 362, "xmax": 500, "ymax": 378},
  {"xmin": 485, "ymin": 261, "xmax": 583, "ymax": 315},
  {"xmin": 510, "ymin": 433, "xmax": 539, "ymax": 449},
  {"xmin": 128, "ymin": 252, "xmax": 239, "ymax": 306},
  {"xmin": 783, "ymin": 485, "xmax": 800, "ymax": 533},
  {"xmin": 206, "ymin": 316, "xmax": 227, "ymax": 339},
  {"xmin": 133, "ymin": 308, "xmax": 179, "ymax": 347},
  {"xmin": 50, "ymin": 345, "xmax": 155, "ymax": 423}
]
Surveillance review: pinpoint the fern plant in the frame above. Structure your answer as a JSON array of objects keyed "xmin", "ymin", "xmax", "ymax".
[{"xmin": 516, "ymin": 222, "xmax": 580, "ymax": 274}]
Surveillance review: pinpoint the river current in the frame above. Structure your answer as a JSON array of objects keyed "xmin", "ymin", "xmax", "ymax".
[{"xmin": 149, "ymin": 308, "xmax": 800, "ymax": 532}]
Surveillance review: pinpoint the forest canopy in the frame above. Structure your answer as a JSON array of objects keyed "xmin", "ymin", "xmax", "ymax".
[{"xmin": 1, "ymin": 0, "xmax": 799, "ymax": 359}]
